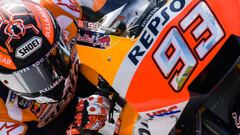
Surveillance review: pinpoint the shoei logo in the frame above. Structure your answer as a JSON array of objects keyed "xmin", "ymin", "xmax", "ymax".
[{"xmin": 15, "ymin": 36, "xmax": 42, "ymax": 59}]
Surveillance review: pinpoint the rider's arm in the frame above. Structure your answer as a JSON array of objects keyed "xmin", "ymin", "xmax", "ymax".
[{"xmin": 66, "ymin": 94, "xmax": 110, "ymax": 135}]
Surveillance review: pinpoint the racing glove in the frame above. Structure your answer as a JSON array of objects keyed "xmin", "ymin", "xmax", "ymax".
[{"xmin": 66, "ymin": 95, "xmax": 110, "ymax": 135}]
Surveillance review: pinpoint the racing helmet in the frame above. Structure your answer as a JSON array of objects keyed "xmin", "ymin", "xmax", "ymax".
[{"xmin": 0, "ymin": 1, "xmax": 70, "ymax": 103}]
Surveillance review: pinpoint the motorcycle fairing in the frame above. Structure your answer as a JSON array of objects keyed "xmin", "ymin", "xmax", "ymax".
[{"xmin": 75, "ymin": 0, "xmax": 240, "ymax": 119}]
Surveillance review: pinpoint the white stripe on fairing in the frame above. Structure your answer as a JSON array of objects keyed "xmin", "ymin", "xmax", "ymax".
[
  {"xmin": 112, "ymin": 0, "xmax": 192, "ymax": 98},
  {"xmin": 6, "ymin": 91, "xmax": 23, "ymax": 122}
]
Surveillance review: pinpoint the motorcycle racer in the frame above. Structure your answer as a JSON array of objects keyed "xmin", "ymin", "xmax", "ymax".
[
  {"xmin": 0, "ymin": 0, "xmax": 112, "ymax": 134},
  {"xmin": 0, "ymin": 0, "xmax": 154, "ymax": 134}
]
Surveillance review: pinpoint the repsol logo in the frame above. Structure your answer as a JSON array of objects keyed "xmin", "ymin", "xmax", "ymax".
[
  {"xmin": 128, "ymin": 0, "xmax": 188, "ymax": 65},
  {"xmin": 15, "ymin": 36, "xmax": 42, "ymax": 59}
]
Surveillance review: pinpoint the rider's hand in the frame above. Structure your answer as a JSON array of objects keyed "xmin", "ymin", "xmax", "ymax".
[{"xmin": 66, "ymin": 95, "xmax": 110, "ymax": 135}]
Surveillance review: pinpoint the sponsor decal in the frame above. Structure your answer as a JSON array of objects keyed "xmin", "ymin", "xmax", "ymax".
[
  {"xmin": 56, "ymin": 0, "xmax": 80, "ymax": 12},
  {"xmin": 152, "ymin": 1, "xmax": 225, "ymax": 91},
  {"xmin": 114, "ymin": 119, "xmax": 121, "ymax": 135},
  {"xmin": 77, "ymin": 19, "xmax": 116, "ymax": 33},
  {"xmin": 39, "ymin": 76, "xmax": 64, "ymax": 94},
  {"xmin": 35, "ymin": 5, "xmax": 52, "ymax": 39},
  {"xmin": 146, "ymin": 105, "xmax": 181, "ymax": 119},
  {"xmin": 31, "ymin": 102, "xmax": 48, "ymax": 117},
  {"xmin": 0, "ymin": 122, "xmax": 27, "ymax": 135},
  {"xmin": 139, "ymin": 101, "xmax": 188, "ymax": 120},
  {"xmin": 113, "ymin": 0, "xmax": 192, "ymax": 97},
  {"xmin": 128, "ymin": 0, "xmax": 191, "ymax": 66},
  {"xmin": 0, "ymin": 54, "xmax": 12, "ymax": 66},
  {"xmin": 141, "ymin": 7, "xmax": 160, "ymax": 28},
  {"xmin": 138, "ymin": 121, "xmax": 151, "ymax": 135},
  {"xmin": 93, "ymin": 35, "xmax": 110, "ymax": 48},
  {"xmin": 76, "ymin": 34, "xmax": 94, "ymax": 44},
  {"xmin": 114, "ymin": 0, "xmax": 225, "ymax": 97},
  {"xmin": 13, "ymin": 44, "xmax": 58, "ymax": 75},
  {"xmin": 15, "ymin": 36, "xmax": 42, "ymax": 59},
  {"xmin": 17, "ymin": 96, "xmax": 32, "ymax": 109},
  {"xmin": 39, "ymin": 105, "xmax": 54, "ymax": 121},
  {"xmin": 76, "ymin": 30, "xmax": 110, "ymax": 49},
  {"xmin": 77, "ymin": 20, "xmax": 101, "ymax": 31},
  {"xmin": 55, "ymin": 0, "xmax": 81, "ymax": 18},
  {"xmin": 9, "ymin": 92, "xmax": 16, "ymax": 103},
  {"xmin": 13, "ymin": 66, "xmax": 30, "ymax": 75}
]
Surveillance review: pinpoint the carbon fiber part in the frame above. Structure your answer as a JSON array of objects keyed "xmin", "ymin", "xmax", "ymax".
[{"xmin": 204, "ymin": 67, "xmax": 240, "ymax": 124}]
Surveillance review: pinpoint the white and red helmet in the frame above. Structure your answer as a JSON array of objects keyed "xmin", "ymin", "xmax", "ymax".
[{"xmin": 0, "ymin": 0, "xmax": 70, "ymax": 103}]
